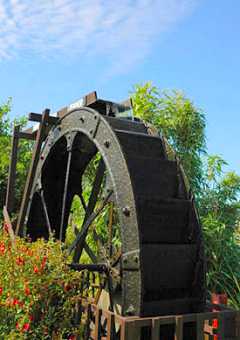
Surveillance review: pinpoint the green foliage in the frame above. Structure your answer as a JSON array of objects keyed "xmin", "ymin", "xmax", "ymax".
[
  {"xmin": 131, "ymin": 82, "xmax": 206, "ymax": 192},
  {"xmin": 199, "ymin": 155, "xmax": 240, "ymax": 229},
  {"xmin": 0, "ymin": 229, "xmax": 85, "ymax": 338},
  {"xmin": 0, "ymin": 99, "xmax": 32, "ymax": 220},
  {"xmin": 199, "ymin": 155, "xmax": 240, "ymax": 302}
]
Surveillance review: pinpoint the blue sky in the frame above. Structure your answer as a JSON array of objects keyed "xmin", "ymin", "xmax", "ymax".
[{"xmin": 0, "ymin": 0, "xmax": 239, "ymax": 173}]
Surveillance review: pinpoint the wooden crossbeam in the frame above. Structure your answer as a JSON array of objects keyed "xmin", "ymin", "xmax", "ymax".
[
  {"xmin": 57, "ymin": 91, "xmax": 98, "ymax": 118},
  {"xmin": 19, "ymin": 127, "xmax": 38, "ymax": 140},
  {"xmin": 28, "ymin": 112, "xmax": 59, "ymax": 125},
  {"xmin": 16, "ymin": 109, "xmax": 50, "ymax": 236}
]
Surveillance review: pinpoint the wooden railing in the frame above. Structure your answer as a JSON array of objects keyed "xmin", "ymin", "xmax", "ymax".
[{"xmin": 77, "ymin": 300, "xmax": 240, "ymax": 340}]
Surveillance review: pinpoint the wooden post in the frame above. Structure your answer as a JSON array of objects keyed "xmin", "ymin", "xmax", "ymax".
[
  {"xmin": 5, "ymin": 124, "xmax": 20, "ymax": 214},
  {"xmin": 3, "ymin": 206, "xmax": 15, "ymax": 245},
  {"xmin": 174, "ymin": 316, "xmax": 183, "ymax": 340},
  {"xmin": 16, "ymin": 109, "xmax": 50, "ymax": 236}
]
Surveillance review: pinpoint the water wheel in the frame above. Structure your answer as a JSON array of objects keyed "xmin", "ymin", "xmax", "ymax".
[{"xmin": 23, "ymin": 106, "xmax": 205, "ymax": 323}]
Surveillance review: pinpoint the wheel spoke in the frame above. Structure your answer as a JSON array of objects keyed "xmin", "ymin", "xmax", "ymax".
[
  {"xmin": 84, "ymin": 242, "xmax": 98, "ymax": 263},
  {"xmin": 79, "ymin": 193, "xmax": 87, "ymax": 211},
  {"xmin": 72, "ymin": 158, "xmax": 105, "ymax": 262},
  {"xmin": 68, "ymin": 189, "xmax": 113, "ymax": 256},
  {"xmin": 39, "ymin": 190, "xmax": 52, "ymax": 235},
  {"xmin": 108, "ymin": 203, "xmax": 114, "ymax": 257},
  {"xmin": 59, "ymin": 147, "xmax": 73, "ymax": 241}
]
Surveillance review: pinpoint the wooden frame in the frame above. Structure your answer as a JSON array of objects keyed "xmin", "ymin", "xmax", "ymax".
[{"xmin": 77, "ymin": 300, "xmax": 240, "ymax": 340}]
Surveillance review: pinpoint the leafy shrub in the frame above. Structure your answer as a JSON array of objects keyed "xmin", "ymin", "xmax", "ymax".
[{"xmin": 0, "ymin": 227, "xmax": 84, "ymax": 339}]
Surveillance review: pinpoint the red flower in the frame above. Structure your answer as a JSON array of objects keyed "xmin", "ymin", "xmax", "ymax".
[
  {"xmin": 0, "ymin": 287, "xmax": 3, "ymax": 295},
  {"xmin": 33, "ymin": 266, "xmax": 39, "ymax": 273},
  {"xmin": 68, "ymin": 335, "xmax": 76, "ymax": 340},
  {"xmin": 25, "ymin": 287, "xmax": 31, "ymax": 296},
  {"xmin": 13, "ymin": 298, "xmax": 20, "ymax": 306},
  {"xmin": 0, "ymin": 242, "xmax": 5, "ymax": 254},
  {"xmin": 27, "ymin": 249, "xmax": 33, "ymax": 256},
  {"xmin": 16, "ymin": 256, "xmax": 25, "ymax": 266},
  {"xmin": 40, "ymin": 256, "xmax": 47, "ymax": 270},
  {"xmin": 22, "ymin": 322, "xmax": 30, "ymax": 332},
  {"xmin": 16, "ymin": 322, "xmax": 19, "ymax": 330}
]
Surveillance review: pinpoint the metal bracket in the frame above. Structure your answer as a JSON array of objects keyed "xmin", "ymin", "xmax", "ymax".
[{"xmin": 122, "ymin": 249, "xmax": 140, "ymax": 270}]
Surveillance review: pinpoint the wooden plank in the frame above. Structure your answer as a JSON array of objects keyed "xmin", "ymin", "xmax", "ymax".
[
  {"xmin": 151, "ymin": 319, "xmax": 160, "ymax": 340},
  {"xmin": 197, "ymin": 314, "xmax": 205, "ymax": 340},
  {"xmin": 16, "ymin": 109, "xmax": 50, "ymax": 236},
  {"xmin": 28, "ymin": 112, "xmax": 58, "ymax": 125},
  {"xmin": 106, "ymin": 314, "xmax": 115, "ymax": 340},
  {"xmin": 57, "ymin": 91, "xmax": 98, "ymax": 118},
  {"xmin": 85, "ymin": 91, "xmax": 98, "ymax": 106},
  {"xmin": 5, "ymin": 124, "xmax": 20, "ymax": 213},
  {"xmin": 175, "ymin": 316, "xmax": 183, "ymax": 340},
  {"xmin": 3, "ymin": 206, "xmax": 15, "ymax": 245},
  {"xmin": 19, "ymin": 129, "xmax": 38, "ymax": 141},
  {"xmin": 123, "ymin": 322, "xmax": 141, "ymax": 340},
  {"xmin": 94, "ymin": 308, "xmax": 102, "ymax": 340}
]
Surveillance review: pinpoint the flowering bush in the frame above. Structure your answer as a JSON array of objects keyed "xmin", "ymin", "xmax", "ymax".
[{"xmin": 0, "ymin": 227, "xmax": 85, "ymax": 339}]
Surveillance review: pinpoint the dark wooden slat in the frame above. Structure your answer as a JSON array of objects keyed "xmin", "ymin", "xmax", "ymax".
[
  {"xmin": 197, "ymin": 314, "xmax": 205, "ymax": 340},
  {"xmin": 28, "ymin": 112, "xmax": 58, "ymax": 125},
  {"xmin": 19, "ymin": 130, "xmax": 37, "ymax": 141},
  {"xmin": 5, "ymin": 124, "xmax": 20, "ymax": 213},
  {"xmin": 94, "ymin": 308, "xmax": 102, "ymax": 340},
  {"xmin": 16, "ymin": 109, "xmax": 50, "ymax": 236}
]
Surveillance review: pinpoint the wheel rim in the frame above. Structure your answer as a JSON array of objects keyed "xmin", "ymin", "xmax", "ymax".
[{"xmin": 26, "ymin": 108, "xmax": 142, "ymax": 316}]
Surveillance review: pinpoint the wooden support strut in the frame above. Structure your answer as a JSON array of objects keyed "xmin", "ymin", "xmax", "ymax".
[
  {"xmin": 5, "ymin": 124, "xmax": 20, "ymax": 214},
  {"xmin": 3, "ymin": 206, "xmax": 15, "ymax": 245},
  {"xmin": 16, "ymin": 109, "xmax": 50, "ymax": 236}
]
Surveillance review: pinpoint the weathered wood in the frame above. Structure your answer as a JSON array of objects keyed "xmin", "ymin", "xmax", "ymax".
[
  {"xmin": 19, "ymin": 127, "xmax": 38, "ymax": 140},
  {"xmin": 94, "ymin": 308, "xmax": 102, "ymax": 340},
  {"xmin": 57, "ymin": 91, "xmax": 98, "ymax": 118},
  {"xmin": 5, "ymin": 124, "xmax": 20, "ymax": 213},
  {"xmin": 28, "ymin": 112, "xmax": 58, "ymax": 125},
  {"xmin": 3, "ymin": 206, "xmax": 15, "ymax": 245},
  {"xmin": 16, "ymin": 109, "xmax": 50, "ymax": 236},
  {"xmin": 197, "ymin": 314, "xmax": 205, "ymax": 340},
  {"xmin": 175, "ymin": 316, "xmax": 183, "ymax": 340}
]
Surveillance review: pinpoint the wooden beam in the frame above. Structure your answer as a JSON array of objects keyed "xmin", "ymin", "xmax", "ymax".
[
  {"xmin": 28, "ymin": 112, "xmax": 58, "ymax": 125},
  {"xmin": 5, "ymin": 124, "xmax": 20, "ymax": 213},
  {"xmin": 19, "ymin": 129, "xmax": 38, "ymax": 141},
  {"xmin": 16, "ymin": 109, "xmax": 50, "ymax": 236},
  {"xmin": 57, "ymin": 91, "xmax": 98, "ymax": 118},
  {"xmin": 3, "ymin": 206, "xmax": 15, "ymax": 245}
]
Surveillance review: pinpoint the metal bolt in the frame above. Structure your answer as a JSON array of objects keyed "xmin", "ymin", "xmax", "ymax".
[
  {"xmin": 80, "ymin": 116, "xmax": 85, "ymax": 123},
  {"xmin": 104, "ymin": 140, "xmax": 110, "ymax": 148},
  {"xmin": 122, "ymin": 207, "xmax": 130, "ymax": 216}
]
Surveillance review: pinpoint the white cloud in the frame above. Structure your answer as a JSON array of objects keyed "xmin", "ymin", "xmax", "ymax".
[{"xmin": 0, "ymin": 0, "xmax": 197, "ymax": 73}]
